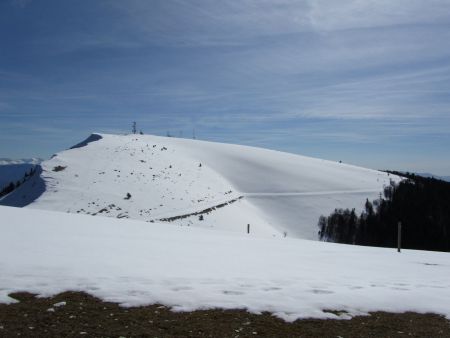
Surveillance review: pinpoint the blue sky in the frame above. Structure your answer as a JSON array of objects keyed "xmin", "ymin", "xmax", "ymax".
[{"xmin": 1, "ymin": 0, "xmax": 449, "ymax": 175}]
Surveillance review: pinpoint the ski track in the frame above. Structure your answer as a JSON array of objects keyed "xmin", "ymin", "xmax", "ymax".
[{"xmin": 243, "ymin": 189, "xmax": 383, "ymax": 197}]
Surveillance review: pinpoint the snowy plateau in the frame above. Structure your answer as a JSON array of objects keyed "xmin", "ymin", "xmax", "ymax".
[{"xmin": 0, "ymin": 133, "xmax": 449, "ymax": 320}]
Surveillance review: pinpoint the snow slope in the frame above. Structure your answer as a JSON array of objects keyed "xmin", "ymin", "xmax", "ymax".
[
  {"xmin": 0, "ymin": 133, "xmax": 400, "ymax": 239},
  {"xmin": 1, "ymin": 205, "xmax": 449, "ymax": 321},
  {"xmin": 0, "ymin": 162, "xmax": 39, "ymax": 190}
]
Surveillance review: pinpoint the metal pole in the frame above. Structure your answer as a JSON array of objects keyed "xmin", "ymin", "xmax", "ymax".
[
  {"xmin": 247, "ymin": 224, "xmax": 250, "ymax": 234},
  {"xmin": 397, "ymin": 221, "xmax": 402, "ymax": 253}
]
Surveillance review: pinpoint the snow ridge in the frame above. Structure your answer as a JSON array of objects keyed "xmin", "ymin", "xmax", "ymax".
[{"xmin": 1, "ymin": 133, "xmax": 400, "ymax": 238}]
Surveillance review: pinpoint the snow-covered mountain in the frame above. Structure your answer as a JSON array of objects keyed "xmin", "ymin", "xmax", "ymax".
[
  {"xmin": 1, "ymin": 135, "xmax": 448, "ymax": 322},
  {"xmin": 0, "ymin": 133, "xmax": 400, "ymax": 239}
]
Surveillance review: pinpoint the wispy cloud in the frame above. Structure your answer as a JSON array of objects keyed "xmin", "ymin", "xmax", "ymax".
[
  {"xmin": 308, "ymin": 0, "xmax": 450, "ymax": 31},
  {"xmin": 1, "ymin": 0, "xmax": 449, "ymax": 173},
  {"xmin": 106, "ymin": 1, "xmax": 450, "ymax": 45}
]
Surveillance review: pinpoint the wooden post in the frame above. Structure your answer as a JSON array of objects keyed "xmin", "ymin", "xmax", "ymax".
[
  {"xmin": 247, "ymin": 224, "xmax": 250, "ymax": 234},
  {"xmin": 397, "ymin": 222, "xmax": 402, "ymax": 253}
]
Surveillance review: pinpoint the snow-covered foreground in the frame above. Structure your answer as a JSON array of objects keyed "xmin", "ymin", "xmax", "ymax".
[
  {"xmin": 1, "ymin": 133, "xmax": 400, "ymax": 239},
  {"xmin": 1, "ymin": 206, "xmax": 449, "ymax": 321}
]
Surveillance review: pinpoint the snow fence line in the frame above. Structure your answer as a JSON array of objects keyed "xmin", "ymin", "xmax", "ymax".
[{"xmin": 156, "ymin": 196, "xmax": 243, "ymax": 222}]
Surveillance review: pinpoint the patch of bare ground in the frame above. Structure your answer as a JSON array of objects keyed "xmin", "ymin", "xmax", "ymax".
[{"xmin": 0, "ymin": 292, "xmax": 449, "ymax": 337}]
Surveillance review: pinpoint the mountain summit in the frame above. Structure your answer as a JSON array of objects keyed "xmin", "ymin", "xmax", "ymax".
[{"xmin": 0, "ymin": 133, "xmax": 399, "ymax": 239}]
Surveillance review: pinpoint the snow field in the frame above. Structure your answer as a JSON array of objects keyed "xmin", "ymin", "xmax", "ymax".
[{"xmin": 1, "ymin": 206, "xmax": 449, "ymax": 321}]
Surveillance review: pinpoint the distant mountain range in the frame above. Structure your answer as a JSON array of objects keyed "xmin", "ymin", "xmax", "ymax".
[
  {"xmin": 0, "ymin": 158, "xmax": 43, "ymax": 165},
  {"xmin": 416, "ymin": 173, "xmax": 450, "ymax": 182}
]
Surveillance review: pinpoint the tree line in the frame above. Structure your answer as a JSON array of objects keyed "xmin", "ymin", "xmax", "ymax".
[
  {"xmin": 318, "ymin": 172, "xmax": 450, "ymax": 252},
  {"xmin": 0, "ymin": 166, "xmax": 38, "ymax": 198}
]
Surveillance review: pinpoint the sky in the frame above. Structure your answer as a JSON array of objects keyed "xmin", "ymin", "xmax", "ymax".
[{"xmin": 1, "ymin": 0, "xmax": 449, "ymax": 175}]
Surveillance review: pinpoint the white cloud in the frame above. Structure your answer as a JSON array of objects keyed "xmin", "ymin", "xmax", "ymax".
[
  {"xmin": 107, "ymin": 0, "xmax": 450, "ymax": 46},
  {"xmin": 308, "ymin": 0, "xmax": 450, "ymax": 31}
]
